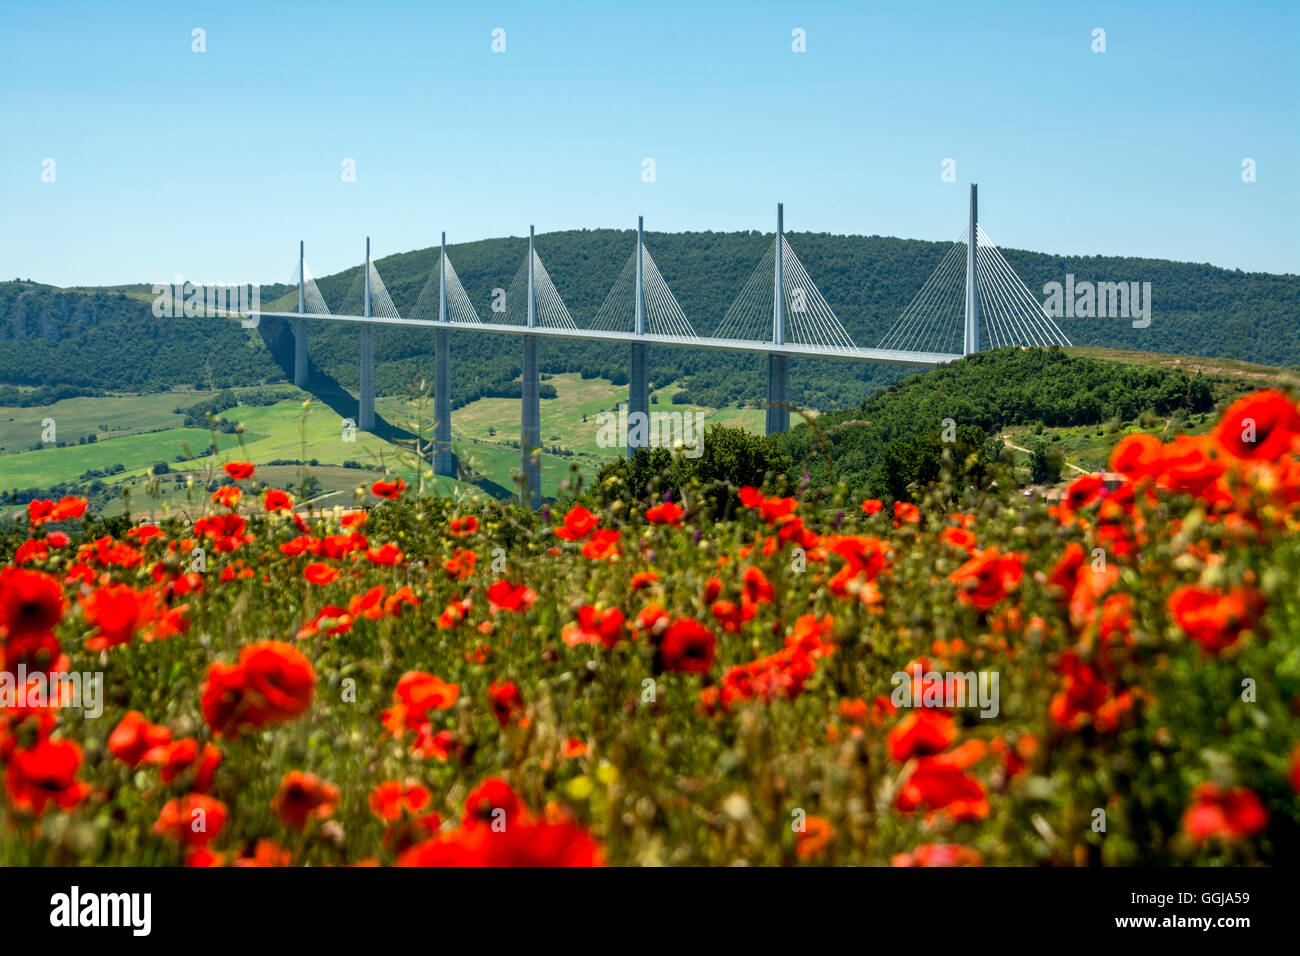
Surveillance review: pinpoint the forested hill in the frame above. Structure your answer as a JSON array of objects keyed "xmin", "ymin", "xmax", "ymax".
[
  {"xmin": 1, "ymin": 230, "xmax": 1297, "ymax": 411},
  {"xmin": 772, "ymin": 346, "xmax": 1229, "ymax": 498}
]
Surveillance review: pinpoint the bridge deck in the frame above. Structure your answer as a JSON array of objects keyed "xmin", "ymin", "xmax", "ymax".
[{"xmin": 247, "ymin": 311, "xmax": 960, "ymax": 368}]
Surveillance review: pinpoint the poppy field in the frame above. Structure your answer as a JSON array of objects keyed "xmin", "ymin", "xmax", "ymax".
[{"xmin": 1, "ymin": 389, "xmax": 1299, "ymax": 867}]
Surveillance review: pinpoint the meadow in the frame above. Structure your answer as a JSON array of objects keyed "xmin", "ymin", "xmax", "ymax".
[
  {"xmin": 0, "ymin": 387, "xmax": 1297, "ymax": 866},
  {"xmin": 1, "ymin": 376, "xmax": 767, "ymax": 520}
]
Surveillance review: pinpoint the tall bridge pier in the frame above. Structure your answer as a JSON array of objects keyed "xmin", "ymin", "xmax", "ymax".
[
  {"xmin": 434, "ymin": 232, "xmax": 455, "ymax": 477},
  {"xmin": 766, "ymin": 203, "xmax": 790, "ymax": 435},
  {"xmin": 965, "ymin": 184, "xmax": 980, "ymax": 356},
  {"xmin": 359, "ymin": 237, "xmax": 376, "ymax": 431},
  {"xmin": 628, "ymin": 215, "xmax": 650, "ymax": 459},
  {"xmin": 293, "ymin": 240, "xmax": 308, "ymax": 386},
  {"xmin": 521, "ymin": 225, "xmax": 542, "ymax": 509}
]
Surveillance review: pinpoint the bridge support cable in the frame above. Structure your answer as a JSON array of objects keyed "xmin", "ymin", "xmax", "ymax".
[
  {"xmin": 877, "ymin": 235, "xmax": 967, "ymax": 355},
  {"xmin": 975, "ymin": 225, "xmax": 1071, "ymax": 347},
  {"xmin": 876, "ymin": 221, "xmax": 1072, "ymax": 355},
  {"xmin": 715, "ymin": 237, "xmax": 857, "ymax": 353},
  {"xmin": 506, "ymin": 244, "xmax": 576, "ymax": 331},
  {"xmin": 409, "ymin": 248, "xmax": 482, "ymax": 326}
]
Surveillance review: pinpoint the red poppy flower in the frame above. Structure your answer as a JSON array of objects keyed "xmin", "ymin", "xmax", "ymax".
[
  {"xmin": 3, "ymin": 738, "xmax": 91, "ymax": 815},
  {"xmin": 581, "ymin": 528, "xmax": 621, "ymax": 561},
  {"xmin": 200, "ymin": 641, "xmax": 314, "ymax": 738},
  {"xmin": 891, "ymin": 843, "xmax": 983, "ymax": 867},
  {"xmin": 1049, "ymin": 651, "xmax": 1135, "ymax": 733},
  {"xmin": 711, "ymin": 599, "xmax": 755, "ymax": 634},
  {"xmin": 630, "ymin": 571, "xmax": 659, "ymax": 591},
  {"xmin": 211, "ymin": 486, "xmax": 242, "ymax": 509},
  {"xmin": 382, "ymin": 671, "xmax": 460, "ymax": 738},
  {"xmin": 448, "ymin": 515, "xmax": 478, "ymax": 537},
  {"xmin": 645, "ymin": 501, "xmax": 684, "ymax": 526},
  {"xmin": 463, "ymin": 777, "xmax": 523, "ymax": 827},
  {"xmin": 948, "ymin": 548, "xmax": 1023, "ymax": 612},
  {"xmin": 0, "ymin": 567, "xmax": 66, "ymax": 638},
  {"xmin": 193, "ymin": 513, "xmax": 250, "ymax": 552},
  {"xmin": 366, "ymin": 542, "xmax": 404, "ymax": 566},
  {"xmin": 488, "ymin": 680, "xmax": 525, "ymax": 726},
  {"xmin": 554, "ymin": 505, "xmax": 599, "ymax": 541},
  {"xmin": 894, "ymin": 744, "xmax": 989, "ymax": 822},
  {"xmin": 371, "ymin": 477, "xmax": 407, "ymax": 500},
  {"xmin": 741, "ymin": 566, "xmax": 774, "ymax": 605},
  {"xmin": 264, "ymin": 489, "xmax": 293, "ymax": 512},
  {"xmin": 154, "ymin": 793, "xmax": 228, "ymax": 846},
  {"xmin": 1168, "ymin": 585, "xmax": 1262, "ymax": 654},
  {"xmin": 296, "ymin": 605, "xmax": 353, "ymax": 639},
  {"xmin": 792, "ymin": 816, "xmax": 834, "ymax": 860},
  {"xmin": 146, "ymin": 737, "xmax": 221, "ymax": 791},
  {"xmin": 861, "ymin": 498, "xmax": 883, "ymax": 516},
  {"xmin": 562, "ymin": 605, "xmax": 625, "ymax": 648},
  {"xmin": 303, "ymin": 562, "xmax": 340, "ymax": 585},
  {"xmin": 436, "ymin": 597, "xmax": 472, "ymax": 629},
  {"xmin": 224, "ymin": 461, "xmax": 255, "ymax": 480},
  {"xmin": 657, "ymin": 618, "xmax": 716, "ymax": 674},
  {"xmin": 888, "ymin": 710, "xmax": 958, "ymax": 762},
  {"xmin": 384, "ymin": 585, "xmax": 419, "ymax": 616},
  {"xmin": 107, "ymin": 711, "xmax": 172, "ymax": 768},
  {"xmin": 80, "ymin": 583, "xmax": 159, "ymax": 650},
  {"xmin": 1213, "ymin": 389, "xmax": 1300, "ymax": 461},
  {"xmin": 370, "ymin": 780, "xmax": 432, "ymax": 822},
  {"xmin": 939, "ymin": 526, "xmax": 978, "ymax": 553},
  {"xmin": 272, "ymin": 770, "xmax": 340, "ymax": 829},
  {"xmin": 893, "ymin": 501, "xmax": 921, "ymax": 527},
  {"xmin": 28, "ymin": 496, "xmax": 88, "ymax": 526},
  {"xmin": 397, "ymin": 817, "xmax": 603, "ymax": 866},
  {"xmin": 1109, "ymin": 432, "xmax": 1166, "ymax": 479},
  {"xmin": 486, "ymin": 580, "xmax": 536, "ymax": 612},
  {"xmin": 1182, "ymin": 783, "xmax": 1268, "ymax": 843},
  {"xmin": 232, "ymin": 840, "xmax": 293, "ymax": 867}
]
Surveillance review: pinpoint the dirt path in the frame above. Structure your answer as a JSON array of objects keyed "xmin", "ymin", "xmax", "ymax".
[{"xmin": 1002, "ymin": 439, "xmax": 1091, "ymax": 475}]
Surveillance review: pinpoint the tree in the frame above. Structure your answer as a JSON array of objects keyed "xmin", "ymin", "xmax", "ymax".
[
  {"xmin": 597, "ymin": 424, "xmax": 792, "ymax": 514},
  {"xmin": 1029, "ymin": 441, "xmax": 1061, "ymax": 485}
]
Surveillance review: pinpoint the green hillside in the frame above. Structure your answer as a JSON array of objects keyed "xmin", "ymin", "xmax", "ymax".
[
  {"xmin": 773, "ymin": 345, "xmax": 1297, "ymax": 499},
  {"xmin": 3, "ymin": 230, "xmax": 1297, "ymax": 419}
]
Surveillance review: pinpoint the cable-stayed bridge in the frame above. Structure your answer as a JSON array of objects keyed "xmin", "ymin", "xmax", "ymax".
[{"xmin": 243, "ymin": 185, "xmax": 1069, "ymax": 506}]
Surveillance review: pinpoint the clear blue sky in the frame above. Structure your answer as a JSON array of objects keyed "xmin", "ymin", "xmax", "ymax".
[{"xmin": 1, "ymin": 0, "xmax": 1296, "ymax": 287}]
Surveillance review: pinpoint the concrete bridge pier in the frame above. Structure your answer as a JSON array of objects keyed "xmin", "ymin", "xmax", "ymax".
[
  {"xmin": 293, "ymin": 320, "xmax": 309, "ymax": 386},
  {"xmin": 766, "ymin": 203, "xmax": 790, "ymax": 436},
  {"xmin": 965, "ymin": 183, "xmax": 980, "ymax": 356},
  {"xmin": 520, "ymin": 225, "xmax": 542, "ymax": 508},
  {"xmin": 434, "ymin": 328, "xmax": 453, "ymax": 476},
  {"xmin": 766, "ymin": 354, "xmax": 789, "ymax": 435},
  {"xmin": 629, "ymin": 343, "xmax": 649, "ymax": 458},
  {"xmin": 358, "ymin": 238, "xmax": 375, "ymax": 431},
  {"xmin": 627, "ymin": 216, "xmax": 650, "ymax": 459},
  {"xmin": 293, "ymin": 241, "xmax": 309, "ymax": 386},
  {"xmin": 433, "ymin": 232, "xmax": 455, "ymax": 478}
]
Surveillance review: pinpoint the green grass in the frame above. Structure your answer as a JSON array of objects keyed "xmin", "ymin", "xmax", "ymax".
[
  {"xmin": 3, "ymin": 374, "xmax": 727, "ymax": 505},
  {"xmin": 0, "ymin": 390, "xmax": 221, "ymax": 457}
]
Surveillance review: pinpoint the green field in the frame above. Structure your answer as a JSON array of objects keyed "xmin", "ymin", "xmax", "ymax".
[
  {"xmin": 0, "ymin": 375, "xmax": 764, "ymax": 512},
  {"xmin": 434, "ymin": 373, "xmax": 764, "ymax": 458}
]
